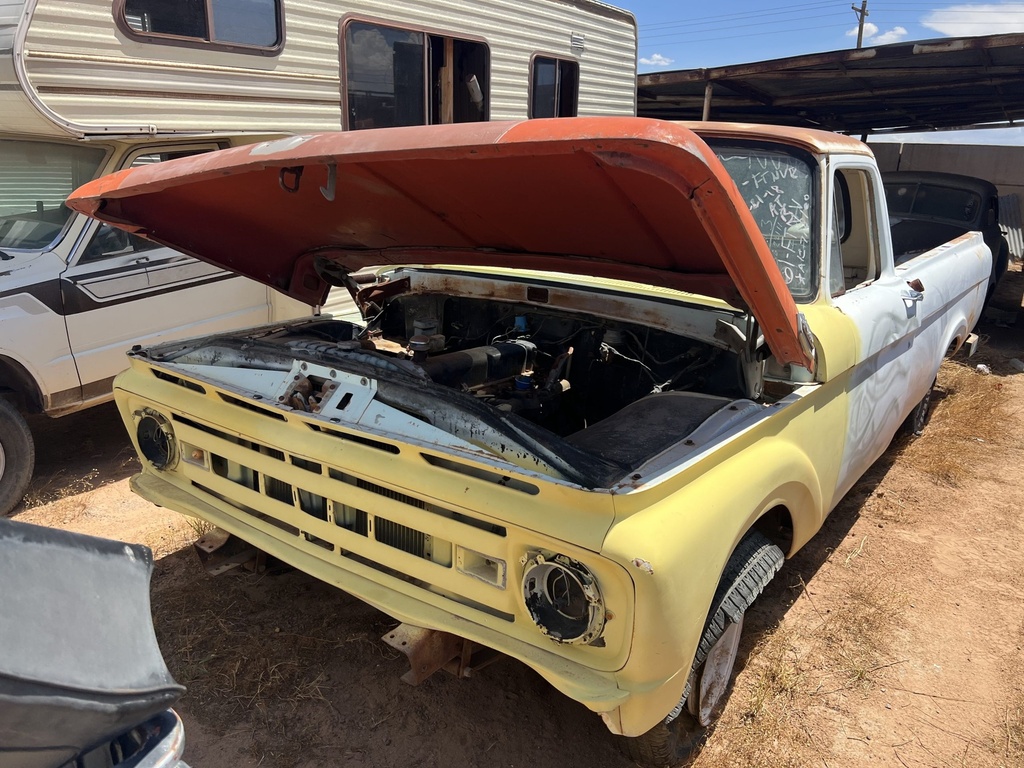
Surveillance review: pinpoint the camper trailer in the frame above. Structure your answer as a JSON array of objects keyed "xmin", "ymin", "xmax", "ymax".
[{"xmin": 0, "ymin": 0, "xmax": 639, "ymax": 515}]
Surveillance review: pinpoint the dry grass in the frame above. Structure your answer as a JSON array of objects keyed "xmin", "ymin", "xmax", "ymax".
[
  {"xmin": 708, "ymin": 626, "xmax": 815, "ymax": 768},
  {"xmin": 183, "ymin": 515, "xmax": 217, "ymax": 539},
  {"xmin": 22, "ymin": 468, "xmax": 100, "ymax": 508},
  {"xmin": 812, "ymin": 579, "xmax": 907, "ymax": 688},
  {"xmin": 898, "ymin": 359, "xmax": 1015, "ymax": 486},
  {"xmin": 706, "ymin": 576, "xmax": 907, "ymax": 767},
  {"xmin": 998, "ymin": 691, "xmax": 1024, "ymax": 762}
]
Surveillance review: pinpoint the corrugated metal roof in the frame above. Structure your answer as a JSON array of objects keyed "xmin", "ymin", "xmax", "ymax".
[{"xmin": 637, "ymin": 33, "xmax": 1024, "ymax": 134}]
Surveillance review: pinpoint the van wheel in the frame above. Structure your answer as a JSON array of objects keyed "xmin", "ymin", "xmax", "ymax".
[
  {"xmin": 617, "ymin": 532, "xmax": 784, "ymax": 767},
  {"xmin": 0, "ymin": 398, "xmax": 34, "ymax": 516}
]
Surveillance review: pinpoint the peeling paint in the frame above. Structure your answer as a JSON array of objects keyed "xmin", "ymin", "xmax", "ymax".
[{"xmin": 631, "ymin": 557, "xmax": 654, "ymax": 575}]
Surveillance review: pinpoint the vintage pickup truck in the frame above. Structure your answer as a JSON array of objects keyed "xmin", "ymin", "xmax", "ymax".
[
  {"xmin": 67, "ymin": 118, "xmax": 989, "ymax": 766},
  {"xmin": 883, "ymin": 170, "xmax": 1009, "ymax": 299}
]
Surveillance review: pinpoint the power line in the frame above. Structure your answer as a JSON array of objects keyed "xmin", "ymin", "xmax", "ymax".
[
  {"xmin": 638, "ymin": 0, "xmax": 839, "ymax": 30},
  {"xmin": 644, "ymin": 15, "xmax": 853, "ymax": 43},
  {"xmin": 642, "ymin": 21, "xmax": 856, "ymax": 46}
]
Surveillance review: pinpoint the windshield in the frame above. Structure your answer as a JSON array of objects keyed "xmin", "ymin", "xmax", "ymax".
[
  {"xmin": 0, "ymin": 140, "xmax": 107, "ymax": 251},
  {"xmin": 709, "ymin": 142, "xmax": 817, "ymax": 301}
]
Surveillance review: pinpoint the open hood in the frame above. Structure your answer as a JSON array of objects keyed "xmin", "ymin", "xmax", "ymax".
[{"xmin": 67, "ymin": 117, "xmax": 812, "ymax": 368}]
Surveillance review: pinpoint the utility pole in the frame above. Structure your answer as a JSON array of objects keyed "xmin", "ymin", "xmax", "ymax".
[{"xmin": 852, "ymin": 0, "xmax": 869, "ymax": 48}]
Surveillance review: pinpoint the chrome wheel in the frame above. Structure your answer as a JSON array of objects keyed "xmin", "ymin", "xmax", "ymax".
[{"xmin": 689, "ymin": 614, "xmax": 744, "ymax": 726}]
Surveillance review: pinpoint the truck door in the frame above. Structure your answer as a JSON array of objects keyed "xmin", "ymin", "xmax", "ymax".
[
  {"xmin": 827, "ymin": 164, "xmax": 940, "ymax": 501},
  {"xmin": 61, "ymin": 144, "xmax": 274, "ymax": 400}
]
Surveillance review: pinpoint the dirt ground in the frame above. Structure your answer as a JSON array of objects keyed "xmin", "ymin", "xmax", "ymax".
[{"xmin": 10, "ymin": 271, "xmax": 1024, "ymax": 768}]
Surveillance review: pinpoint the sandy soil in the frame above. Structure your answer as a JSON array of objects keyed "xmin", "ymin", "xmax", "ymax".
[{"xmin": 10, "ymin": 271, "xmax": 1024, "ymax": 768}]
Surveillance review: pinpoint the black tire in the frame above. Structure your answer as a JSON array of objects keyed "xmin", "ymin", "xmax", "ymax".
[
  {"xmin": 901, "ymin": 378, "xmax": 935, "ymax": 437},
  {"xmin": 618, "ymin": 532, "xmax": 784, "ymax": 768},
  {"xmin": 0, "ymin": 397, "xmax": 34, "ymax": 516}
]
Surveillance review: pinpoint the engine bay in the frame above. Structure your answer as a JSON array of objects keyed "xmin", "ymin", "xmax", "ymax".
[{"xmin": 142, "ymin": 272, "xmax": 773, "ymax": 486}]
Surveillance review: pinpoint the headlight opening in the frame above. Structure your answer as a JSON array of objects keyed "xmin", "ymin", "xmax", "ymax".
[
  {"xmin": 522, "ymin": 552, "xmax": 606, "ymax": 645},
  {"xmin": 136, "ymin": 411, "xmax": 176, "ymax": 469}
]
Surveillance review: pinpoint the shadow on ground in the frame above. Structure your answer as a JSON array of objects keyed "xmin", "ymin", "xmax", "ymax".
[{"xmin": 18, "ymin": 401, "xmax": 138, "ymax": 512}]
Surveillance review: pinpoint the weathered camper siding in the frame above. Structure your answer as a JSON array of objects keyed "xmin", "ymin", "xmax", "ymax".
[
  {"xmin": 15, "ymin": 0, "xmax": 635, "ymax": 136},
  {"xmin": 0, "ymin": 0, "xmax": 60, "ymax": 135}
]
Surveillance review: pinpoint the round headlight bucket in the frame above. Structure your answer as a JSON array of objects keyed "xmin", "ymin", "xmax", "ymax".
[
  {"xmin": 136, "ymin": 412, "xmax": 175, "ymax": 469},
  {"xmin": 522, "ymin": 553, "xmax": 605, "ymax": 645}
]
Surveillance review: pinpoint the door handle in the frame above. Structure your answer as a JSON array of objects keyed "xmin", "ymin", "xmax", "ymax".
[
  {"xmin": 901, "ymin": 278, "xmax": 925, "ymax": 304},
  {"xmin": 132, "ymin": 256, "xmax": 150, "ymax": 265}
]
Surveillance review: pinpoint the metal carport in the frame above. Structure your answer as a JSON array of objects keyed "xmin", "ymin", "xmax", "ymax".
[{"xmin": 637, "ymin": 33, "xmax": 1024, "ymax": 134}]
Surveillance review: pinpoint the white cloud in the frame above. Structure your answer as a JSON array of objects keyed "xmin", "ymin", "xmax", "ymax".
[
  {"xmin": 847, "ymin": 21, "xmax": 879, "ymax": 37},
  {"xmin": 639, "ymin": 53, "xmax": 674, "ymax": 67},
  {"xmin": 922, "ymin": 3, "xmax": 1024, "ymax": 36},
  {"xmin": 846, "ymin": 21, "xmax": 908, "ymax": 45},
  {"xmin": 873, "ymin": 26, "xmax": 909, "ymax": 44}
]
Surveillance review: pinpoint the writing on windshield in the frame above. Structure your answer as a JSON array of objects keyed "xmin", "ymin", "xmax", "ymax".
[{"xmin": 710, "ymin": 144, "xmax": 816, "ymax": 300}]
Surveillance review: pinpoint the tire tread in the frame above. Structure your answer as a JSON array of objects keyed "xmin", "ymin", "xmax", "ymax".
[
  {"xmin": 0, "ymin": 398, "xmax": 34, "ymax": 516},
  {"xmin": 617, "ymin": 531, "xmax": 784, "ymax": 768}
]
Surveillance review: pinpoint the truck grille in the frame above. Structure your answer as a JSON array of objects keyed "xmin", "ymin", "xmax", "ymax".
[{"xmin": 173, "ymin": 414, "xmax": 513, "ymax": 622}]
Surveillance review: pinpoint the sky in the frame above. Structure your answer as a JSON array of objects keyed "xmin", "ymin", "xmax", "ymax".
[
  {"xmin": 618, "ymin": 1, "xmax": 1024, "ymax": 143},
  {"xmin": 625, "ymin": 0, "xmax": 1024, "ymax": 71}
]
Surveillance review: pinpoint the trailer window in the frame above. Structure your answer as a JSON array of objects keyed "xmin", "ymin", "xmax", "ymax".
[
  {"xmin": 530, "ymin": 57, "xmax": 579, "ymax": 118},
  {"xmin": 344, "ymin": 22, "xmax": 488, "ymax": 130},
  {"xmin": 121, "ymin": 0, "xmax": 281, "ymax": 50},
  {"xmin": 0, "ymin": 141, "xmax": 106, "ymax": 252}
]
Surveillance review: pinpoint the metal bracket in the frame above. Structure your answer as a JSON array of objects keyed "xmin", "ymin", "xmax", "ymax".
[
  {"xmin": 279, "ymin": 166, "xmax": 304, "ymax": 194},
  {"xmin": 382, "ymin": 624, "xmax": 503, "ymax": 685},
  {"xmin": 320, "ymin": 163, "xmax": 337, "ymax": 201},
  {"xmin": 193, "ymin": 528, "xmax": 263, "ymax": 576}
]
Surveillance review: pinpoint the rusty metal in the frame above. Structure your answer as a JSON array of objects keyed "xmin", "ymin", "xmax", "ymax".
[
  {"xmin": 193, "ymin": 528, "xmax": 263, "ymax": 576},
  {"xmin": 383, "ymin": 624, "xmax": 465, "ymax": 685},
  {"xmin": 444, "ymin": 645, "xmax": 503, "ymax": 679},
  {"xmin": 382, "ymin": 624, "xmax": 505, "ymax": 684}
]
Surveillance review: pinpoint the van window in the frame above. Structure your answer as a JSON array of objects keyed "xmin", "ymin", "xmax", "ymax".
[
  {"xmin": 531, "ymin": 57, "xmax": 579, "ymax": 118},
  {"xmin": 0, "ymin": 141, "xmax": 106, "ymax": 252},
  {"xmin": 344, "ymin": 22, "xmax": 489, "ymax": 130},
  {"xmin": 80, "ymin": 146, "xmax": 221, "ymax": 263},
  {"xmin": 122, "ymin": 0, "xmax": 281, "ymax": 49}
]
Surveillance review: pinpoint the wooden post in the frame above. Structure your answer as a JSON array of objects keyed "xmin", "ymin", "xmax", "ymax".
[
  {"xmin": 441, "ymin": 38, "xmax": 454, "ymax": 124},
  {"xmin": 852, "ymin": 1, "xmax": 869, "ymax": 48}
]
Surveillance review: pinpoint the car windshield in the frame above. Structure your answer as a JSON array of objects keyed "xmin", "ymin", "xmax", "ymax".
[
  {"xmin": 709, "ymin": 142, "xmax": 817, "ymax": 301},
  {"xmin": 0, "ymin": 140, "xmax": 107, "ymax": 251},
  {"xmin": 883, "ymin": 181, "xmax": 982, "ymax": 225}
]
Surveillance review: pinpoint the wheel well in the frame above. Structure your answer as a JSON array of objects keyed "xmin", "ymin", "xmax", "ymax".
[
  {"xmin": 945, "ymin": 320, "xmax": 969, "ymax": 358},
  {"xmin": 752, "ymin": 505, "xmax": 794, "ymax": 556},
  {"xmin": 0, "ymin": 356, "xmax": 43, "ymax": 413}
]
